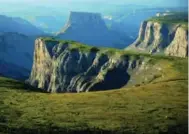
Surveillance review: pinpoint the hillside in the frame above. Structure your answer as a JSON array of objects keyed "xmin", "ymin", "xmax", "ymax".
[
  {"xmin": 147, "ymin": 12, "xmax": 188, "ymax": 28},
  {"xmin": 0, "ymin": 15, "xmax": 44, "ymax": 36},
  {"xmin": 0, "ymin": 33, "xmax": 36, "ymax": 79},
  {"xmin": 0, "ymin": 37, "xmax": 188, "ymax": 133},
  {"xmin": 0, "ymin": 55, "xmax": 188, "ymax": 133},
  {"xmin": 126, "ymin": 13, "xmax": 188, "ymax": 57}
]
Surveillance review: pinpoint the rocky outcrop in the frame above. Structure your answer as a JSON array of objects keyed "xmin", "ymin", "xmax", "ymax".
[
  {"xmin": 28, "ymin": 38, "xmax": 166, "ymax": 93},
  {"xmin": 126, "ymin": 21, "xmax": 188, "ymax": 57},
  {"xmin": 0, "ymin": 33, "xmax": 35, "ymax": 79},
  {"xmin": 56, "ymin": 11, "xmax": 129, "ymax": 48},
  {"xmin": 165, "ymin": 27, "xmax": 188, "ymax": 57}
]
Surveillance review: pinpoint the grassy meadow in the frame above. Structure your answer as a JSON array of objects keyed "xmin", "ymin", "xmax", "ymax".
[{"xmin": 0, "ymin": 55, "xmax": 188, "ymax": 134}]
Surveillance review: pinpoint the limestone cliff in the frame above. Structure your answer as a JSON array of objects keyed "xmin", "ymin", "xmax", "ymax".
[
  {"xmin": 28, "ymin": 38, "xmax": 170, "ymax": 93},
  {"xmin": 165, "ymin": 27, "xmax": 188, "ymax": 57},
  {"xmin": 126, "ymin": 21, "xmax": 188, "ymax": 57},
  {"xmin": 56, "ymin": 11, "xmax": 129, "ymax": 48}
]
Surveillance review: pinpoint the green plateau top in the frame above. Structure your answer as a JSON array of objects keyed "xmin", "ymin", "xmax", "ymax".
[
  {"xmin": 39, "ymin": 37, "xmax": 185, "ymax": 62},
  {"xmin": 147, "ymin": 12, "xmax": 188, "ymax": 30}
]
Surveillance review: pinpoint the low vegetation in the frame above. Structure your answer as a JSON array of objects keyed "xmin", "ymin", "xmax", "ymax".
[
  {"xmin": 147, "ymin": 12, "xmax": 188, "ymax": 29},
  {"xmin": 40, "ymin": 37, "xmax": 186, "ymax": 61},
  {"xmin": 0, "ymin": 52, "xmax": 188, "ymax": 133}
]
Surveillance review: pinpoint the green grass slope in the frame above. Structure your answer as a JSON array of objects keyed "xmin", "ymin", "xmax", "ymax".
[
  {"xmin": 0, "ymin": 56, "xmax": 188, "ymax": 134},
  {"xmin": 147, "ymin": 12, "xmax": 188, "ymax": 29}
]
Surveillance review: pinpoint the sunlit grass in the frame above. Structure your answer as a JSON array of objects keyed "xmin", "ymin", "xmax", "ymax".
[{"xmin": 0, "ymin": 57, "xmax": 188, "ymax": 133}]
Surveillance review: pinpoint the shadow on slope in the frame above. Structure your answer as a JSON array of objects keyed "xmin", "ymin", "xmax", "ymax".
[{"xmin": 0, "ymin": 77, "xmax": 44, "ymax": 93}]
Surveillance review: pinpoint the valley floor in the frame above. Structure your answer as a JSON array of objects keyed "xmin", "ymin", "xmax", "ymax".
[{"xmin": 0, "ymin": 76, "xmax": 188, "ymax": 134}]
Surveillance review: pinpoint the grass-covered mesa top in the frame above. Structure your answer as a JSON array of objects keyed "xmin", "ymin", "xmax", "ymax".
[
  {"xmin": 40, "ymin": 37, "xmax": 184, "ymax": 59},
  {"xmin": 147, "ymin": 12, "xmax": 188, "ymax": 29}
]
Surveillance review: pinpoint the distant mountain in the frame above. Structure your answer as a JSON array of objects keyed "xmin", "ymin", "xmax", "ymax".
[
  {"xmin": 0, "ymin": 15, "xmax": 44, "ymax": 36},
  {"xmin": 56, "ymin": 11, "xmax": 132, "ymax": 48},
  {"xmin": 27, "ymin": 16, "xmax": 67, "ymax": 34},
  {"xmin": 0, "ymin": 33, "xmax": 35, "ymax": 79},
  {"xmin": 0, "ymin": 60, "xmax": 30, "ymax": 80},
  {"xmin": 103, "ymin": 7, "xmax": 188, "ymax": 41}
]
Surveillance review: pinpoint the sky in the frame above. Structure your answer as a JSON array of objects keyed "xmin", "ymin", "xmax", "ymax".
[{"xmin": 0, "ymin": 0, "xmax": 188, "ymax": 7}]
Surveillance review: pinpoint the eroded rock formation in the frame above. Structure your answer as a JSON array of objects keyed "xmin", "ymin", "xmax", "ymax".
[
  {"xmin": 126, "ymin": 21, "xmax": 188, "ymax": 57},
  {"xmin": 28, "ymin": 38, "xmax": 166, "ymax": 92}
]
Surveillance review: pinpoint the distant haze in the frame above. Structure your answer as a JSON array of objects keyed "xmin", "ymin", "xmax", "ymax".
[{"xmin": 1, "ymin": 0, "xmax": 188, "ymax": 7}]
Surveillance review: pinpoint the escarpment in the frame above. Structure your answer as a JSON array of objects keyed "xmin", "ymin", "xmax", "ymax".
[
  {"xmin": 126, "ymin": 20, "xmax": 188, "ymax": 57},
  {"xmin": 28, "ymin": 38, "xmax": 175, "ymax": 93},
  {"xmin": 165, "ymin": 27, "xmax": 188, "ymax": 57}
]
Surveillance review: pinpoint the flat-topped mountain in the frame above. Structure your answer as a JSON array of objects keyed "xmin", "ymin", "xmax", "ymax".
[
  {"xmin": 62, "ymin": 12, "xmax": 105, "ymax": 29},
  {"xmin": 56, "ymin": 11, "xmax": 130, "ymax": 48},
  {"xmin": 126, "ymin": 13, "xmax": 188, "ymax": 57}
]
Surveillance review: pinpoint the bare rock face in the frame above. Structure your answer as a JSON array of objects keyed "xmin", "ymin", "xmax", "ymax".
[
  {"xmin": 126, "ymin": 21, "xmax": 188, "ymax": 57},
  {"xmin": 56, "ymin": 11, "xmax": 126, "ymax": 48},
  {"xmin": 28, "ymin": 38, "xmax": 166, "ymax": 93},
  {"xmin": 165, "ymin": 27, "xmax": 188, "ymax": 57}
]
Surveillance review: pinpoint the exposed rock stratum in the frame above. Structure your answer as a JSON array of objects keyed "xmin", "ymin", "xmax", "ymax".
[
  {"xmin": 28, "ymin": 38, "xmax": 173, "ymax": 93},
  {"xmin": 126, "ymin": 21, "xmax": 188, "ymax": 57}
]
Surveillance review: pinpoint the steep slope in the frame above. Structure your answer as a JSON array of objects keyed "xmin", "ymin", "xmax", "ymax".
[
  {"xmin": 126, "ymin": 13, "xmax": 188, "ymax": 57},
  {"xmin": 56, "ymin": 11, "xmax": 130, "ymax": 48},
  {"xmin": 0, "ymin": 33, "xmax": 35, "ymax": 79},
  {"xmin": 0, "ymin": 60, "xmax": 30, "ymax": 79},
  {"xmin": 165, "ymin": 26, "xmax": 188, "ymax": 57},
  {"xmin": 0, "ymin": 15, "xmax": 44, "ymax": 36},
  {"xmin": 28, "ymin": 37, "xmax": 186, "ymax": 93}
]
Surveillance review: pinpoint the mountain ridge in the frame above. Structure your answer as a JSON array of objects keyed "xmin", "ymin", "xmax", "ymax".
[{"xmin": 0, "ymin": 15, "xmax": 44, "ymax": 36}]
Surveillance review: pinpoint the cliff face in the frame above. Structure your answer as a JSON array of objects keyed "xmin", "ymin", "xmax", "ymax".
[
  {"xmin": 165, "ymin": 27, "xmax": 188, "ymax": 57},
  {"xmin": 0, "ymin": 33, "xmax": 35, "ymax": 79},
  {"xmin": 29, "ymin": 38, "xmax": 169, "ymax": 93},
  {"xmin": 127, "ymin": 21, "xmax": 188, "ymax": 57},
  {"xmin": 56, "ymin": 11, "xmax": 129, "ymax": 48}
]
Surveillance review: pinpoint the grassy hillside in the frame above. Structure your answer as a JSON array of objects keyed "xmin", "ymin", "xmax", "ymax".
[
  {"xmin": 147, "ymin": 12, "xmax": 188, "ymax": 30},
  {"xmin": 0, "ymin": 55, "xmax": 188, "ymax": 134}
]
